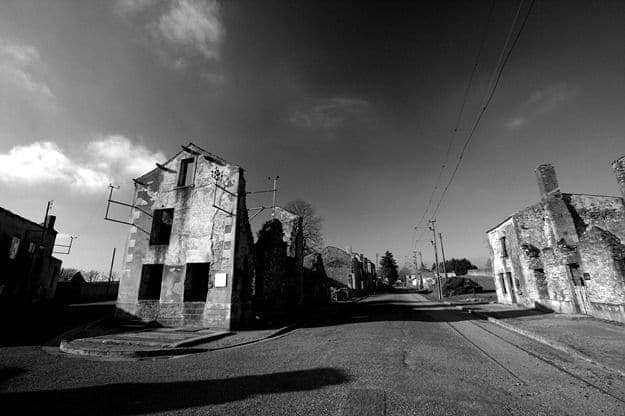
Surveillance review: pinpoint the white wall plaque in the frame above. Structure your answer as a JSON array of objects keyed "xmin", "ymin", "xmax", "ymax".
[{"xmin": 214, "ymin": 272, "xmax": 227, "ymax": 288}]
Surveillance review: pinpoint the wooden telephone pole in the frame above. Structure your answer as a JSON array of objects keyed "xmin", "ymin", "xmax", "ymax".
[{"xmin": 429, "ymin": 219, "xmax": 442, "ymax": 300}]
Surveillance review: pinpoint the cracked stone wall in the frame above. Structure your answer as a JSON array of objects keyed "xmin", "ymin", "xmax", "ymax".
[
  {"xmin": 116, "ymin": 144, "xmax": 254, "ymax": 329},
  {"xmin": 487, "ymin": 162, "xmax": 625, "ymax": 322}
]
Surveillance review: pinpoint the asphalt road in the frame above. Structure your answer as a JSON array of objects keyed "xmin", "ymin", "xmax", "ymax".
[{"xmin": 2, "ymin": 292, "xmax": 625, "ymax": 415}]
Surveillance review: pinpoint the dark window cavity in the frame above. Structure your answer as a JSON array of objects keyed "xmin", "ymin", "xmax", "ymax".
[
  {"xmin": 150, "ymin": 208, "xmax": 174, "ymax": 245},
  {"xmin": 499, "ymin": 273, "xmax": 507, "ymax": 294},
  {"xmin": 184, "ymin": 263, "xmax": 210, "ymax": 302},
  {"xmin": 177, "ymin": 157, "xmax": 195, "ymax": 187},
  {"xmin": 500, "ymin": 237, "xmax": 508, "ymax": 258},
  {"xmin": 139, "ymin": 264, "xmax": 163, "ymax": 300},
  {"xmin": 505, "ymin": 272, "xmax": 513, "ymax": 293}
]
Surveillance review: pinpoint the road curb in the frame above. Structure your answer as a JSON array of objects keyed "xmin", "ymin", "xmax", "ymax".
[
  {"xmin": 58, "ymin": 324, "xmax": 298, "ymax": 360},
  {"xmin": 44, "ymin": 315, "xmax": 112, "ymax": 347},
  {"xmin": 461, "ymin": 307, "xmax": 625, "ymax": 378}
]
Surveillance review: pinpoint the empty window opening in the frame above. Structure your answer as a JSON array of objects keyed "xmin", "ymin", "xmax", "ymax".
[
  {"xmin": 184, "ymin": 263, "xmax": 210, "ymax": 302},
  {"xmin": 177, "ymin": 157, "xmax": 195, "ymax": 187},
  {"xmin": 500, "ymin": 237, "xmax": 508, "ymax": 258},
  {"xmin": 139, "ymin": 264, "xmax": 163, "ymax": 300},
  {"xmin": 505, "ymin": 272, "xmax": 513, "ymax": 293},
  {"xmin": 150, "ymin": 208, "xmax": 174, "ymax": 245},
  {"xmin": 498, "ymin": 273, "xmax": 507, "ymax": 294}
]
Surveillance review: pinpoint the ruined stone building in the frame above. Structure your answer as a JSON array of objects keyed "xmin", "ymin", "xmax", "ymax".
[
  {"xmin": 117, "ymin": 143, "xmax": 255, "ymax": 329},
  {"xmin": 253, "ymin": 206, "xmax": 305, "ymax": 318},
  {"xmin": 320, "ymin": 246, "xmax": 376, "ymax": 292},
  {"xmin": 487, "ymin": 158, "xmax": 625, "ymax": 322},
  {"xmin": 0, "ymin": 207, "xmax": 61, "ymax": 303},
  {"xmin": 303, "ymin": 252, "xmax": 331, "ymax": 306}
]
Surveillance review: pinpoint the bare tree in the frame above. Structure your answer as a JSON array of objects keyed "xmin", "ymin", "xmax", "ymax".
[{"xmin": 283, "ymin": 198, "xmax": 323, "ymax": 255}]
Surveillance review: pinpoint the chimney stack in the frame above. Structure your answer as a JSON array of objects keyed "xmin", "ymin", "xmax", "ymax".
[
  {"xmin": 613, "ymin": 156, "xmax": 625, "ymax": 200},
  {"xmin": 535, "ymin": 164, "xmax": 560, "ymax": 199},
  {"xmin": 44, "ymin": 215, "xmax": 56, "ymax": 230}
]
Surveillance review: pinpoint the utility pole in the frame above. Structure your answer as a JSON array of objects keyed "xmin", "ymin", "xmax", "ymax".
[
  {"xmin": 106, "ymin": 247, "xmax": 116, "ymax": 296},
  {"xmin": 413, "ymin": 251, "xmax": 421, "ymax": 290},
  {"xmin": 439, "ymin": 232, "xmax": 449, "ymax": 279},
  {"xmin": 429, "ymin": 219, "xmax": 442, "ymax": 300},
  {"xmin": 269, "ymin": 176, "xmax": 279, "ymax": 217}
]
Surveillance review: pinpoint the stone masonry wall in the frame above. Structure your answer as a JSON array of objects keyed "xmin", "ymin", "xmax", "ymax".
[
  {"xmin": 321, "ymin": 246, "xmax": 352, "ymax": 288},
  {"xmin": 117, "ymin": 145, "xmax": 250, "ymax": 329}
]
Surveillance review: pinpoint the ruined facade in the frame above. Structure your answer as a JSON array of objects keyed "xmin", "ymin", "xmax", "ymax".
[
  {"xmin": 303, "ymin": 252, "xmax": 331, "ymax": 306},
  {"xmin": 320, "ymin": 246, "xmax": 376, "ymax": 292},
  {"xmin": 253, "ymin": 206, "xmax": 305, "ymax": 318},
  {"xmin": 117, "ymin": 143, "xmax": 255, "ymax": 329},
  {"xmin": 487, "ymin": 158, "xmax": 625, "ymax": 322},
  {"xmin": 0, "ymin": 207, "xmax": 61, "ymax": 303}
]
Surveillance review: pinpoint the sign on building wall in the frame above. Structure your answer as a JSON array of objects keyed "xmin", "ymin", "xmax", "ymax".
[
  {"xmin": 9, "ymin": 237, "xmax": 20, "ymax": 259},
  {"xmin": 214, "ymin": 272, "xmax": 227, "ymax": 288}
]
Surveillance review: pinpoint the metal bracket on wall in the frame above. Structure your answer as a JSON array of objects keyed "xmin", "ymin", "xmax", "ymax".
[
  {"xmin": 248, "ymin": 206, "xmax": 269, "ymax": 220},
  {"xmin": 213, "ymin": 183, "xmax": 236, "ymax": 216},
  {"xmin": 104, "ymin": 184, "xmax": 152, "ymax": 235},
  {"xmin": 247, "ymin": 176, "xmax": 279, "ymax": 221},
  {"xmin": 53, "ymin": 235, "xmax": 77, "ymax": 255}
]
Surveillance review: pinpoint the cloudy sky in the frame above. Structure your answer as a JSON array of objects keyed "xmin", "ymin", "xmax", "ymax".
[{"xmin": 1, "ymin": 0, "xmax": 624, "ymax": 272}]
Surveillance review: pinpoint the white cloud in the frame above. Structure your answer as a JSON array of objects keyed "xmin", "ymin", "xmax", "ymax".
[
  {"xmin": 0, "ymin": 136, "xmax": 165, "ymax": 193},
  {"xmin": 157, "ymin": 0, "xmax": 223, "ymax": 62},
  {"xmin": 0, "ymin": 37, "xmax": 57, "ymax": 112},
  {"xmin": 505, "ymin": 83, "xmax": 578, "ymax": 130},
  {"xmin": 290, "ymin": 97, "xmax": 374, "ymax": 130},
  {"xmin": 115, "ymin": 0, "xmax": 224, "ymax": 71},
  {"xmin": 113, "ymin": 0, "xmax": 157, "ymax": 17}
]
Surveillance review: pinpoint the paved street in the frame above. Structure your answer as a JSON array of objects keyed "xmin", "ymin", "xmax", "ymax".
[{"xmin": 2, "ymin": 292, "xmax": 625, "ymax": 415}]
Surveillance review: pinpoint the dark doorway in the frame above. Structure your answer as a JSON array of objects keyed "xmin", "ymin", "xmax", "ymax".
[{"xmin": 184, "ymin": 263, "xmax": 210, "ymax": 302}]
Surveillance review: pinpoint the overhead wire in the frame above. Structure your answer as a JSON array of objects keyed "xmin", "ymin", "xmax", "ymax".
[
  {"xmin": 412, "ymin": 0, "xmax": 496, "ymax": 250},
  {"xmin": 427, "ymin": 0, "xmax": 536, "ymax": 223}
]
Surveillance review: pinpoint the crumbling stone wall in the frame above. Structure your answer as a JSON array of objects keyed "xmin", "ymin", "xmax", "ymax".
[
  {"xmin": 0, "ymin": 208, "xmax": 60, "ymax": 303},
  {"xmin": 613, "ymin": 156, "xmax": 625, "ymax": 199},
  {"xmin": 488, "ymin": 217, "xmax": 521, "ymax": 305},
  {"xmin": 487, "ymin": 160, "xmax": 625, "ymax": 322},
  {"xmin": 578, "ymin": 227, "xmax": 625, "ymax": 303},
  {"xmin": 253, "ymin": 207, "xmax": 304, "ymax": 319},
  {"xmin": 564, "ymin": 194, "xmax": 625, "ymax": 241},
  {"xmin": 321, "ymin": 246, "xmax": 352, "ymax": 288},
  {"xmin": 116, "ymin": 143, "xmax": 254, "ymax": 329},
  {"xmin": 303, "ymin": 253, "xmax": 330, "ymax": 306},
  {"xmin": 254, "ymin": 219, "xmax": 289, "ymax": 316}
]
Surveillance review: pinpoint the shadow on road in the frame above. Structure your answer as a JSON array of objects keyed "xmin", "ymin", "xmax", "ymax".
[
  {"xmin": 0, "ymin": 367, "xmax": 350, "ymax": 415},
  {"xmin": 0, "ymin": 301, "xmax": 115, "ymax": 347},
  {"xmin": 301, "ymin": 297, "xmax": 552, "ymax": 329}
]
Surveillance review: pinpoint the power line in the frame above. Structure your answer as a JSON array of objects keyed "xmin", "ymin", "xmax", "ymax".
[
  {"xmin": 412, "ymin": 0, "xmax": 496, "ymax": 250},
  {"xmin": 428, "ymin": 0, "xmax": 536, "ymax": 223}
]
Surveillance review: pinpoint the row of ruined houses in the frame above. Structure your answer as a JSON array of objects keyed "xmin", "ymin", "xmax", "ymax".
[
  {"xmin": 487, "ymin": 156, "xmax": 625, "ymax": 323},
  {"xmin": 116, "ymin": 143, "xmax": 376, "ymax": 329}
]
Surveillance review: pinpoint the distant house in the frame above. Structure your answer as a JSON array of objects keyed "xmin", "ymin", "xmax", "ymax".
[
  {"xmin": 116, "ymin": 143, "xmax": 255, "ymax": 329},
  {"xmin": 0, "ymin": 207, "xmax": 61, "ymax": 303},
  {"xmin": 487, "ymin": 159, "xmax": 625, "ymax": 323},
  {"xmin": 320, "ymin": 246, "xmax": 376, "ymax": 292}
]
